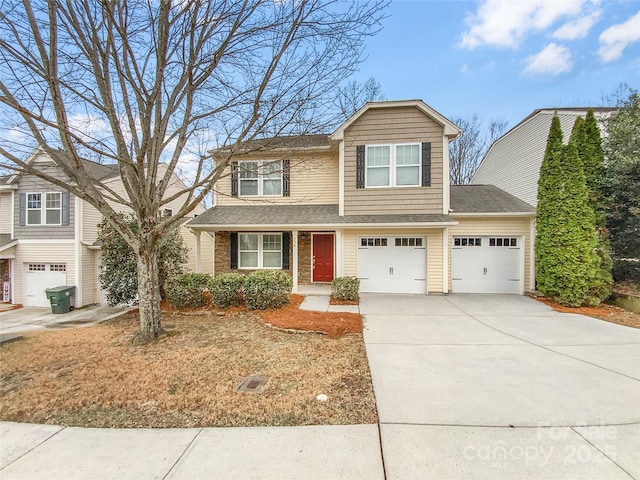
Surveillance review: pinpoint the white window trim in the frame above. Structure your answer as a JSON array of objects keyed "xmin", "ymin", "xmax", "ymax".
[
  {"xmin": 238, "ymin": 233, "xmax": 283, "ymax": 269},
  {"xmin": 364, "ymin": 143, "xmax": 421, "ymax": 188},
  {"xmin": 26, "ymin": 192, "xmax": 62, "ymax": 226},
  {"xmin": 238, "ymin": 160, "xmax": 283, "ymax": 197}
]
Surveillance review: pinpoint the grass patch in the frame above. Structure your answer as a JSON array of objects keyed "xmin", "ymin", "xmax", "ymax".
[{"xmin": 0, "ymin": 308, "xmax": 377, "ymax": 428}]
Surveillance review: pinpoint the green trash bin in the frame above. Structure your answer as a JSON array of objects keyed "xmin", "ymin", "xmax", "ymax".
[{"xmin": 45, "ymin": 286, "xmax": 76, "ymax": 314}]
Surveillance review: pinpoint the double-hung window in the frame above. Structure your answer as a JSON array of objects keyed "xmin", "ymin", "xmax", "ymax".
[
  {"xmin": 365, "ymin": 143, "xmax": 421, "ymax": 187},
  {"xmin": 239, "ymin": 233, "xmax": 282, "ymax": 269},
  {"xmin": 239, "ymin": 161, "xmax": 282, "ymax": 197},
  {"xmin": 27, "ymin": 192, "xmax": 62, "ymax": 225}
]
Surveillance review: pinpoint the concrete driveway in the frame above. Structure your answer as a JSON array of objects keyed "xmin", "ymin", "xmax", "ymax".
[
  {"xmin": 362, "ymin": 293, "xmax": 640, "ymax": 479},
  {"xmin": 0, "ymin": 305, "xmax": 129, "ymax": 336}
]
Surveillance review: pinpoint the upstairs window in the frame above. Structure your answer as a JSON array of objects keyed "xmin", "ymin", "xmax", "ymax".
[
  {"xmin": 238, "ymin": 161, "xmax": 282, "ymax": 197},
  {"xmin": 365, "ymin": 143, "xmax": 421, "ymax": 187},
  {"xmin": 27, "ymin": 192, "xmax": 62, "ymax": 225}
]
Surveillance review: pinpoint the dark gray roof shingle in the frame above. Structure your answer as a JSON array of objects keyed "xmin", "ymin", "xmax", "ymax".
[
  {"xmin": 0, "ymin": 234, "xmax": 16, "ymax": 249},
  {"xmin": 450, "ymin": 185, "xmax": 535, "ymax": 213},
  {"xmin": 212, "ymin": 134, "xmax": 332, "ymax": 154},
  {"xmin": 189, "ymin": 204, "xmax": 453, "ymax": 227}
]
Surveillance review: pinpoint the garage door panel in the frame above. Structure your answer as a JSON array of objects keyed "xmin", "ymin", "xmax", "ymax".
[
  {"xmin": 24, "ymin": 264, "xmax": 67, "ymax": 307},
  {"xmin": 452, "ymin": 237, "xmax": 522, "ymax": 294},
  {"xmin": 358, "ymin": 237, "xmax": 427, "ymax": 294}
]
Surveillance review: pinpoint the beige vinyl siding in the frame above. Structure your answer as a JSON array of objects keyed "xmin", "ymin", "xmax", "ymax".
[
  {"xmin": 343, "ymin": 107, "xmax": 444, "ymax": 215},
  {"xmin": 449, "ymin": 216, "xmax": 533, "ymax": 292},
  {"xmin": 0, "ymin": 192, "xmax": 12, "ymax": 234},
  {"xmin": 13, "ymin": 241, "xmax": 75, "ymax": 305},
  {"xmin": 82, "ymin": 202, "xmax": 102, "ymax": 243},
  {"xmin": 472, "ymin": 110, "xmax": 610, "ymax": 207},
  {"xmin": 343, "ymin": 228, "xmax": 445, "ymax": 293},
  {"xmin": 82, "ymin": 247, "xmax": 98, "ymax": 305},
  {"xmin": 181, "ymin": 225, "xmax": 214, "ymax": 275},
  {"xmin": 216, "ymin": 151, "xmax": 339, "ymax": 206}
]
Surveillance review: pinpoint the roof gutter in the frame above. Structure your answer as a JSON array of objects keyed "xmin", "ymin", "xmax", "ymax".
[{"xmin": 189, "ymin": 221, "xmax": 459, "ymax": 231}]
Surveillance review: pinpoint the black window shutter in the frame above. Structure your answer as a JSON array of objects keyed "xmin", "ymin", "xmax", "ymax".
[
  {"xmin": 356, "ymin": 145, "xmax": 365, "ymax": 188},
  {"xmin": 19, "ymin": 193, "xmax": 26, "ymax": 226},
  {"xmin": 282, "ymin": 159, "xmax": 290, "ymax": 197},
  {"xmin": 231, "ymin": 162, "xmax": 239, "ymax": 197},
  {"xmin": 230, "ymin": 232, "xmax": 238, "ymax": 269},
  {"xmin": 61, "ymin": 192, "xmax": 70, "ymax": 226},
  {"xmin": 282, "ymin": 232, "xmax": 290, "ymax": 269},
  {"xmin": 422, "ymin": 142, "xmax": 432, "ymax": 187}
]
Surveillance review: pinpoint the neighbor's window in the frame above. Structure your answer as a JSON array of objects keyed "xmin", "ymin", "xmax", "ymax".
[
  {"xmin": 27, "ymin": 192, "xmax": 62, "ymax": 225},
  {"xmin": 239, "ymin": 233, "xmax": 282, "ymax": 269},
  {"xmin": 365, "ymin": 143, "xmax": 421, "ymax": 187},
  {"xmin": 239, "ymin": 161, "xmax": 282, "ymax": 197}
]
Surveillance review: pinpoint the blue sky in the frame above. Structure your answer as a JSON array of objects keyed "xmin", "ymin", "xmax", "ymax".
[{"xmin": 353, "ymin": 0, "xmax": 640, "ymax": 127}]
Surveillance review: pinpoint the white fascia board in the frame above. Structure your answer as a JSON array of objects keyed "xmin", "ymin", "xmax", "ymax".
[
  {"xmin": 190, "ymin": 221, "xmax": 458, "ymax": 231},
  {"xmin": 0, "ymin": 241, "xmax": 18, "ymax": 252},
  {"xmin": 0, "ymin": 184, "xmax": 18, "ymax": 190},
  {"xmin": 451, "ymin": 212, "xmax": 536, "ymax": 217}
]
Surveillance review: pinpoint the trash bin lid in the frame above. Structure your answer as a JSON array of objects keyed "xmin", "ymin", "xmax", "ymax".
[{"xmin": 44, "ymin": 285, "xmax": 76, "ymax": 294}]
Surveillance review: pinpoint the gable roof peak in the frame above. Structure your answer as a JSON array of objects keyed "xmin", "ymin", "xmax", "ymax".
[{"xmin": 330, "ymin": 99, "xmax": 460, "ymax": 141}]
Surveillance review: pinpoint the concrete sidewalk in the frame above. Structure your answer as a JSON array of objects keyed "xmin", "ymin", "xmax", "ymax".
[
  {"xmin": 0, "ymin": 305, "xmax": 130, "ymax": 335},
  {"xmin": 362, "ymin": 293, "xmax": 640, "ymax": 479},
  {"xmin": 0, "ymin": 422, "xmax": 384, "ymax": 480}
]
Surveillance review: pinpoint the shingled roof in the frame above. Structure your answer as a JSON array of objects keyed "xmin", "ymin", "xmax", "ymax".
[
  {"xmin": 212, "ymin": 134, "xmax": 332, "ymax": 154},
  {"xmin": 189, "ymin": 204, "xmax": 454, "ymax": 228},
  {"xmin": 450, "ymin": 185, "xmax": 535, "ymax": 214}
]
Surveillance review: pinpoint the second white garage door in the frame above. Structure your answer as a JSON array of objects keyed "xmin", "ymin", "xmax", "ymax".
[
  {"xmin": 451, "ymin": 236, "xmax": 522, "ymax": 294},
  {"xmin": 358, "ymin": 236, "xmax": 427, "ymax": 294}
]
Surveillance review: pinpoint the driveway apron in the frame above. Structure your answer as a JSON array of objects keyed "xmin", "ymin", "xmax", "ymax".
[{"xmin": 362, "ymin": 293, "xmax": 640, "ymax": 479}]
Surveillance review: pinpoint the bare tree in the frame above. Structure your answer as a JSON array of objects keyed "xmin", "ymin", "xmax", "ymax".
[
  {"xmin": 0, "ymin": 0, "xmax": 387, "ymax": 343},
  {"xmin": 335, "ymin": 77, "xmax": 385, "ymax": 121},
  {"xmin": 449, "ymin": 114, "xmax": 508, "ymax": 185}
]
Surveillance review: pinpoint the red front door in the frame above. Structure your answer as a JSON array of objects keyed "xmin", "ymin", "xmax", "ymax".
[{"xmin": 312, "ymin": 234, "xmax": 334, "ymax": 282}]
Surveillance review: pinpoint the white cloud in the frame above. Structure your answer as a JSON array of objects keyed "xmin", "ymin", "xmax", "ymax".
[
  {"xmin": 68, "ymin": 113, "xmax": 108, "ymax": 142},
  {"xmin": 461, "ymin": 64, "xmax": 469, "ymax": 74},
  {"xmin": 523, "ymin": 43, "xmax": 573, "ymax": 75},
  {"xmin": 461, "ymin": 0, "xmax": 589, "ymax": 49},
  {"xmin": 598, "ymin": 10, "xmax": 640, "ymax": 63},
  {"xmin": 553, "ymin": 10, "xmax": 601, "ymax": 40}
]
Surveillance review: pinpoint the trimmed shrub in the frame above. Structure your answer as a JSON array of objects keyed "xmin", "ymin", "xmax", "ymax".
[
  {"xmin": 243, "ymin": 270, "xmax": 293, "ymax": 310},
  {"xmin": 208, "ymin": 273, "xmax": 245, "ymax": 308},
  {"xmin": 164, "ymin": 273, "xmax": 213, "ymax": 308},
  {"xmin": 331, "ymin": 276, "xmax": 360, "ymax": 301}
]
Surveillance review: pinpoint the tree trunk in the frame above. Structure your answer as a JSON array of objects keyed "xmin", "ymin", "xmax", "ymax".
[{"xmin": 133, "ymin": 246, "xmax": 163, "ymax": 344}]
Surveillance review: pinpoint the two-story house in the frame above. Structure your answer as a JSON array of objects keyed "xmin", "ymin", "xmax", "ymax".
[
  {"xmin": 0, "ymin": 149, "xmax": 213, "ymax": 307},
  {"xmin": 472, "ymin": 107, "xmax": 617, "ymax": 207},
  {"xmin": 189, "ymin": 100, "xmax": 535, "ymax": 295}
]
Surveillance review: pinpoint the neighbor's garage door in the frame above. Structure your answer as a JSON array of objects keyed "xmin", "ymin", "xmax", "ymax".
[
  {"xmin": 24, "ymin": 263, "xmax": 67, "ymax": 307},
  {"xmin": 451, "ymin": 236, "xmax": 522, "ymax": 294},
  {"xmin": 358, "ymin": 236, "xmax": 426, "ymax": 294}
]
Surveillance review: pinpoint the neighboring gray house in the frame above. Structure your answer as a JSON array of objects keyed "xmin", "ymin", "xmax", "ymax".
[
  {"xmin": 471, "ymin": 107, "xmax": 617, "ymax": 206},
  {"xmin": 0, "ymin": 150, "xmax": 213, "ymax": 307}
]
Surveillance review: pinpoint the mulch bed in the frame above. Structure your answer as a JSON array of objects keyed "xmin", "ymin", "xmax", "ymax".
[{"xmin": 533, "ymin": 295, "xmax": 640, "ymax": 329}]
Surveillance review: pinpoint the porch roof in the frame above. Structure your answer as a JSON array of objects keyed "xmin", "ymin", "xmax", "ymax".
[
  {"xmin": 188, "ymin": 204, "xmax": 455, "ymax": 230},
  {"xmin": 0, "ymin": 234, "xmax": 16, "ymax": 249}
]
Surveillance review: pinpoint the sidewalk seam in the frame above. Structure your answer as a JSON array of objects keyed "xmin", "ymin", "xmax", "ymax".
[
  {"xmin": 162, "ymin": 427, "xmax": 203, "ymax": 480},
  {"xmin": 376, "ymin": 423, "xmax": 388, "ymax": 480},
  {"xmin": 570, "ymin": 426, "xmax": 636, "ymax": 480},
  {"xmin": 0, "ymin": 425, "xmax": 65, "ymax": 471}
]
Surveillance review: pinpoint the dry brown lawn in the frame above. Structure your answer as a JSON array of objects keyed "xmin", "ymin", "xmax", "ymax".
[{"xmin": 0, "ymin": 306, "xmax": 377, "ymax": 428}]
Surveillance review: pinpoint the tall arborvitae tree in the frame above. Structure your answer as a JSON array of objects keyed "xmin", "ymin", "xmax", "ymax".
[
  {"xmin": 536, "ymin": 116, "xmax": 600, "ymax": 306},
  {"xmin": 570, "ymin": 111, "xmax": 613, "ymax": 303}
]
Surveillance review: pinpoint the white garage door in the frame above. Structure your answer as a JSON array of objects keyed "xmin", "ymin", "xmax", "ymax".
[
  {"xmin": 24, "ymin": 263, "xmax": 67, "ymax": 307},
  {"xmin": 451, "ymin": 236, "xmax": 522, "ymax": 294},
  {"xmin": 358, "ymin": 236, "xmax": 427, "ymax": 294}
]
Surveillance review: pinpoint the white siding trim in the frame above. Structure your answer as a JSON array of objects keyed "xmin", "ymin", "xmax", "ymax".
[
  {"xmin": 442, "ymin": 227, "xmax": 449, "ymax": 293},
  {"xmin": 74, "ymin": 195, "xmax": 83, "ymax": 305},
  {"xmin": 339, "ymin": 142, "xmax": 345, "ymax": 216},
  {"xmin": 335, "ymin": 229, "xmax": 343, "ymax": 277},
  {"xmin": 10, "ymin": 190, "xmax": 15, "ymax": 238},
  {"xmin": 191, "ymin": 222, "xmax": 458, "ymax": 231},
  {"xmin": 530, "ymin": 218, "xmax": 536, "ymax": 291},
  {"xmin": 17, "ymin": 239, "xmax": 75, "ymax": 244},
  {"xmin": 292, "ymin": 229, "xmax": 299, "ymax": 293},
  {"xmin": 443, "ymin": 136, "xmax": 450, "ymax": 214},
  {"xmin": 451, "ymin": 213, "xmax": 535, "ymax": 218}
]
